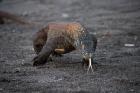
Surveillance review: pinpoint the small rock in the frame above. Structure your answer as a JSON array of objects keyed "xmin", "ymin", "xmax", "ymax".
[
  {"xmin": 12, "ymin": 29, "xmax": 16, "ymax": 33},
  {"xmin": 54, "ymin": 76, "xmax": 63, "ymax": 82},
  {"xmin": 129, "ymin": 89, "xmax": 134, "ymax": 92},
  {"xmin": 93, "ymin": 32, "xmax": 97, "ymax": 35},
  {"xmin": 124, "ymin": 44, "xmax": 135, "ymax": 47},
  {"xmin": 32, "ymin": 48, "xmax": 34, "ymax": 51},
  {"xmin": 22, "ymin": 11, "xmax": 29, "ymax": 16},
  {"xmin": 134, "ymin": 36, "xmax": 138, "ymax": 40},
  {"xmin": 12, "ymin": 79, "xmax": 16, "ymax": 81},
  {"xmin": 14, "ymin": 68, "xmax": 20, "ymax": 73},
  {"xmin": 61, "ymin": 13, "xmax": 69, "ymax": 18}
]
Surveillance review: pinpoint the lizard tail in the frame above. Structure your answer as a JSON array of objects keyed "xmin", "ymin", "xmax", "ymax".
[{"xmin": 0, "ymin": 10, "xmax": 44, "ymax": 28}]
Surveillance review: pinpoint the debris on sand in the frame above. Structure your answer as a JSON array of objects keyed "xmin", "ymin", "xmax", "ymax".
[
  {"xmin": 124, "ymin": 44, "xmax": 135, "ymax": 47},
  {"xmin": 61, "ymin": 13, "xmax": 69, "ymax": 18}
]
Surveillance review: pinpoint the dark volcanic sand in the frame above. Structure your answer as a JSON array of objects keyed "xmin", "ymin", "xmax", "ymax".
[{"xmin": 0, "ymin": 0, "xmax": 140, "ymax": 93}]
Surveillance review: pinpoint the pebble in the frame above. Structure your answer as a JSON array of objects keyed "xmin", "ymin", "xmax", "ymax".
[
  {"xmin": 129, "ymin": 89, "xmax": 134, "ymax": 92},
  {"xmin": 12, "ymin": 29, "xmax": 16, "ymax": 33},
  {"xmin": 22, "ymin": 11, "xmax": 29, "ymax": 16},
  {"xmin": 61, "ymin": 13, "xmax": 69, "ymax": 18},
  {"xmin": 124, "ymin": 44, "xmax": 135, "ymax": 47},
  {"xmin": 134, "ymin": 36, "xmax": 137, "ymax": 40},
  {"xmin": 14, "ymin": 68, "xmax": 20, "ymax": 73}
]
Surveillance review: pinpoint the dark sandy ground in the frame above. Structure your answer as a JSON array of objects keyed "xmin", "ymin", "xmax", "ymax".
[{"xmin": 0, "ymin": 0, "xmax": 140, "ymax": 93}]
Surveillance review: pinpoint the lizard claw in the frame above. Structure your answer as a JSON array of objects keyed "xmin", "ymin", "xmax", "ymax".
[{"xmin": 87, "ymin": 58, "xmax": 94, "ymax": 73}]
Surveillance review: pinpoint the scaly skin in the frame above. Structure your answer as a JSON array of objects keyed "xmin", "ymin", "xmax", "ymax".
[{"xmin": 32, "ymin": 22, "xmax": 97, "ymax": 71}]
